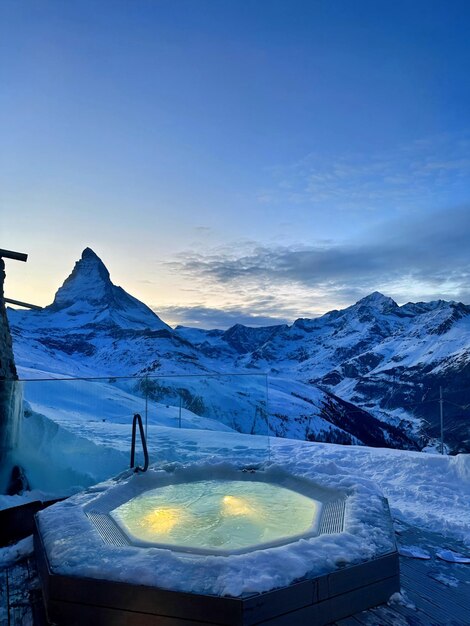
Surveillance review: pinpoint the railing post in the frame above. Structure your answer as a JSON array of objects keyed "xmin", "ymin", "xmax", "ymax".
[
  {"xmin": 144, "ymin": 375, "xmax": 149, "ymax": 441},
  {"xmin": 439, "ymin": 386, "xmax": 444, "ymax": 454}
]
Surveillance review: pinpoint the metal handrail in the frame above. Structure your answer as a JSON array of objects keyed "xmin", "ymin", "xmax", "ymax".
[{"xmin": 130, "ymin": 413, "xmax": 149, "ymax": 473}]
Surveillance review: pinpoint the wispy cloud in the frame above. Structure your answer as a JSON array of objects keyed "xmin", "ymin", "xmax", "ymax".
[
  {"xmin": 260, "ymin": 133, "xmax": 470, "ymax": 214},
  {"xmin": 164, "ymin": 205, "xmax": 470, "ymax": 324},
  {"xmin": 159, "ymin": 134, "xmax": 470, "ymax": 327},
  {"xmin": 156, "ymin": 305, "xmax": 291, "ymax": 329}
]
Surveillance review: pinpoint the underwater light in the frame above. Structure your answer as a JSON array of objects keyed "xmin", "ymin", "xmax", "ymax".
[
  {"xmin": 222, "ymin": 495, "xmax": 257, "ymax": 517},
  {"xmin": 141, "ymin": 507, "xmax": 185, "ymax": 534}
]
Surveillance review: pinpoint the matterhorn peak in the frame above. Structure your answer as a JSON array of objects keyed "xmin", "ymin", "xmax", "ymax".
[
  {"xmin": 45, "ymin": 248, "xmax": 170, "ymax": 331},
  {"xmin": 81, "ymin": 246, "xmax": 103, "ymax": 261},
  {"xmin": 50, "ymin": 248, "xmax": 112, "ymax": 310},
  {"xmin": 78, "ymin": 247, "xmax": 111, "ymax": 278}
]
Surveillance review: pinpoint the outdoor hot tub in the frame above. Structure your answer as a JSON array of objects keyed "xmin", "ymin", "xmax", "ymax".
[
  {"xmin": 84, "ymin": 468, "xmax": 346, "ymax": 555},
  {"xmin": 34, "ymin": 464, "xmax": 399, "ymax": 626}
]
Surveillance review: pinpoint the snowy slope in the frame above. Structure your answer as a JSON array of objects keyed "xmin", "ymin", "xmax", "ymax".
[
  {"xmin": 9, "ymin": 250, "xmax": 405, "ymax": 449},
  {"xmin": 182, "ymin": 292, "xmax": 470, "ymax": 452},
  {"xmin": 9, "ymin": 249, "xmax": 470, "ymax": 451}
]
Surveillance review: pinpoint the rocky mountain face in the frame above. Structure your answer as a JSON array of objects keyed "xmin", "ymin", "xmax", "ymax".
[
  {"xmin": 8, "ymin": 249, "xmax": 470, "ymax": 452},
  {"xmin": 202, "ymin": 292, "xmax": 470, "ymax": 453},
  {"xmin": 177, "ymin": 295, "xmax": 470, "ymax": 452}
]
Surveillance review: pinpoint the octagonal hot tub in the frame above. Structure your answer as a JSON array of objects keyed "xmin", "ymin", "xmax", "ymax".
[
  {"xmin": 34, "ymin": 464, "xmax": 399, "ymax": 626},
  {"xmin": 85, "ymin": 469, "xmax": 346, "ymax": 556}
]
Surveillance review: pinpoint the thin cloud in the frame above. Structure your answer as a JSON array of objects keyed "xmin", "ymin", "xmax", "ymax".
[
  {"xmin": 261, "ymin": 133, "xmax": 470, "ymax": 213},
  {"xmin": 156, "ymin": 305, "xmax": 290, "ymax": 329},
  {"xmin": 166, "ymin": 206, "xmax": 470, "ymax": 316}
]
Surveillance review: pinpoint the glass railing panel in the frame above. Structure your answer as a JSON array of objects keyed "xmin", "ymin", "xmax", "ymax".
[
  {"xmin": 9, "ymin": 373, "xmax": 269, "ymax": 496},
  {"xmin": 137, "ymin": 373, "xmax": 269, "ymax": 467},
  {"xmin": 19, "ymin": 377, "xmax": 138, "ymax": 494},
  {"xmin": 0, "ymin": 378, "xmax": 23, "ymax": 493}
]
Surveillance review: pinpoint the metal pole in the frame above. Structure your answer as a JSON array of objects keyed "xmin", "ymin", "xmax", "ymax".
[
  {"xmin": 145, "ymin": 376, "xmax": 148, "ymax": 440},
  {"xmin": 0, "ymin": 249, "xmax": 28, "ymax": 262},
  {"xmin": 179, "ymin": 395, "xmax": 182, "ymax": 428},
  {"xmin": 4, "ymin": 297, "xmax": 41, "ymax": 310},
  {"xmin": 439, "ymin": 386, "xmax": 444, "ymax": 454},
  {"xmin": 265, "ymin": 374, "xmax": 270, "ymax": 463}
]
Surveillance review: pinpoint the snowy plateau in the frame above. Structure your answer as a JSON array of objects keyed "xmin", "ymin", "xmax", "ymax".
[{"xmin": 8, "ymin": 247, "xmax": 470, "ymax": 453}]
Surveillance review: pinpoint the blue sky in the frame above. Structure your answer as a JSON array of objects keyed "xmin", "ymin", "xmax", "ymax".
[{"xmin": 1, "ymin": 0, "xmax": 470, "ymax": 327}]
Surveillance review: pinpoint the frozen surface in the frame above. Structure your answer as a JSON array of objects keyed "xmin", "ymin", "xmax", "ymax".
[{"xmin": 398, "ymin": 545, "xmax": 431, "ymax": 559}]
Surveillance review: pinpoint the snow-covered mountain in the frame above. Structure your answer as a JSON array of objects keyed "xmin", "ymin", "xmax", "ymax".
[
  {"xmin": 19, "ymin": 247, "xmax": 170, "ymax": 332},
  {"xmin": 9, "ymin": 248, "xmax": 206, "ymax": 377},
  {"xmin": 258, "ymin": 294, "xmax": 470, "ymax": 453},
  {"xmin": 184, "ymin": 292, "xmax": 470, "ymax": 453},
  {"xmin": 8, "ymin": 249, "xmax": 470, "ymax": 452}
]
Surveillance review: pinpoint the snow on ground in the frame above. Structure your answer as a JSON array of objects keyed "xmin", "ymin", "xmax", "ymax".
[
  {"xmin": 270, "ymin": 439, "xmax": 470, "ymax": 548},
  {"xmin": 0, "ymin": 536, "xmax": 34, "ymax": 569},
  {"xmin": 22, "ymin": 377, "xmax": 236, "ymax": 433},
  {"xmin": 5, "ymin": 397, "xmax": 470, "ymax": 549}
]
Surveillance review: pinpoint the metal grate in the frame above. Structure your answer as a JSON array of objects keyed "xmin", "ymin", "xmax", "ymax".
[
  {"xmin": 86, "ymin": 511, "xmax": 130, "ymax": 547},
  {"xmin": 318, "ymin": 498, "xmax": 346, "ymax": 535}
]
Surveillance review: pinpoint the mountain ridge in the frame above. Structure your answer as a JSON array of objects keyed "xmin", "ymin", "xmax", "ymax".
[{"xmin": 8, "ymin": 248, "xmax": 470, "ymax": 452}]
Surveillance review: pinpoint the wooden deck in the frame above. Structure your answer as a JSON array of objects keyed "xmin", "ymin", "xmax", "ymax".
[
  {"xmin": 333, "ymin": 521, "xmax": 470, "ymax": 626},
  {"xmin": 2, "ymin": 521, "xmax": 469, "ymax": 625},
  {"xmin": 1, "ymin": 554, "xmax": 47, "ymax": 626}
]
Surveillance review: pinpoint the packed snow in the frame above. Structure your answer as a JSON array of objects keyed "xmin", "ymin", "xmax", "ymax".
[{"xmin": 0, "ymin": 535, "xmax": 33, "ymax": 569}]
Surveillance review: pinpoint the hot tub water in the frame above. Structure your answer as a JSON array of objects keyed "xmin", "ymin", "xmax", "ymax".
[{"xmin": 111, "ymin": 479, "xmax": 321, "ymax": 553}]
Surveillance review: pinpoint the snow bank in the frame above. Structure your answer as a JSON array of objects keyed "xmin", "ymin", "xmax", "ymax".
[
  {"xmin": 272, "ymin": 440, "xmax": 470, "ymax": 548},
  {"xmin": 0, "ymin": 535, "xmax": 33, "ymax": 569},
  {"xmin": 451, "ymin": 453, "xmax": 470, "ymax": 482},
  {"xmin": 15, "ymin": 408, "xmax": 128, "ymax": 495},
  {"xmin": 37, "ymin": 459, "xmax": 395, "ymax": 597}
]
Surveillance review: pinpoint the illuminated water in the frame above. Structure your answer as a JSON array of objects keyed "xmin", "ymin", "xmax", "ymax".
[{"xmin": 111, "ymin": 479, "xmax": 320, "ymax": 552}]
